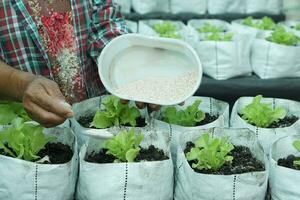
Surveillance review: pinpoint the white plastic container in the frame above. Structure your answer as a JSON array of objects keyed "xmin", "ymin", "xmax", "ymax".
[{"xmin": 97, "ymin": 34, "xmax": 202, "ymax": 106}]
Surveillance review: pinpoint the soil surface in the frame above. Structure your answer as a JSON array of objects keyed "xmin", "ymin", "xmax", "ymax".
[
  {"xmin": 78, "ymin": 114, "xmax": 146, "ymax": 128},
  {"xmin": 85, "ymin": 145, "xmax": 169, "ymax": 163},
  {"xmin": 278, "ymin": 155, "xmax": 300, "ymax": 170},
  {"xmin": 37, "ymin": 142, "xmax": 73, "ymax": 164},
  {"xmin": 0, "ymin": 142, "xmax": 73, "ymax": 164},
  {"xmin": 185, "ymin": 142, "xmax": 265, "ymax": 175},
  {"xmin": 196, "ymin": 113, "xmax": 218, "ymax": 126},
  {"xmin": 239, "ymin": 114, "xmax": 299, "ymax": 128}
]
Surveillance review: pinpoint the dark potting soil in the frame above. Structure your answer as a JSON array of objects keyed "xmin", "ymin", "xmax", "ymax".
[
  {"xmin": 0, "ymin": 142, "xmax": 73, "ymax": 164},
  {"xmin": 184, "ymin": 142, "xmax": 265, "ymax": 175},
  {"xmin": 85, "ymin": 145, "xmax": 169, "ymax": 164},
  {"xmin": 37, "ymin": 142, "xmax": 73, "ymax": 164},
  {"xmin": 77, "ymin": 114, "xmax": 147, "ymax": 128},
  {"xmin": 278, "ymin": 155, "xmax": 300, "ymax": 170},
  {"xmin": 196, "ymin": 113, "xmax": 218, "ymax": 126},
  {"xmin": 239, "ymin": 113, "xmax": 299, "ymax": 128}
]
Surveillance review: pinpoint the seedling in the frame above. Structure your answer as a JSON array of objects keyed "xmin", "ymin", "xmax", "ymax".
[
  {"xmin": 102, "ymin": 128, "xmax": 144, "ymax": 162},
  {"xmin": 293, "ymin": 140, "xmax": 300, "ymax": 169},
  {"xmin": 163, "ymin": 100, "xmax": 205, "ymax": 127},
  {"xmin": 243, "ymin": 16, "xmax": 276, "ymax": 30},
  {"xmin": 295, "ymin": 24, "xmax": 300, "ymax": 31},
  {"xmin": 0, "ymin": 119, "xmax": 55, "ymax": 161},
  {"xmin": 186, "ymin": 133, "xmax": 234, "ymax": 171},
  {"xmin": 266, "ymin": 26, "xmax": 300, "ymax": 46},
  {"xmin": 241, "ymin": 95, "xmax": 286, "ymax": 128},
  {"xmin": 91, "ymin": 96, "xmax": 141, "ymax": 129},
  {"xmin": 197, "ymin": 23, "xmax": 223, "ymax": 33},
  {"xmin": 153, "ymin": 22, "xmax": 181, "ymax": 39}
]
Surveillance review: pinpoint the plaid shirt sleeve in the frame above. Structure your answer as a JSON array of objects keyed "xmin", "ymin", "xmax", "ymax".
[{"xmin": 88, "ymin": 0, "xmax": 130, "ymax": 62}]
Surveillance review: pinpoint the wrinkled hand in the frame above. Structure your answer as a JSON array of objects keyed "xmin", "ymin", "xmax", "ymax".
[{"xmin": 22, "ymin": 76, "xmax": 74, "ymax": 128}]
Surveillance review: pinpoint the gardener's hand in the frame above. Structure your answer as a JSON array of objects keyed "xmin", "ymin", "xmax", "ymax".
[{"xmin": 22, "ymin": 76, "xmax": 74, "ymax": 128}]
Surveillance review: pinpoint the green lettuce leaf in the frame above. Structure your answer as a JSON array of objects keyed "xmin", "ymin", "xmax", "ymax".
[
  {"xmin": 266, "ymin": 26, "xmax": 300, "ymax": 46},
  {"xmin": 153, "ymin": 22, "xmax": 182, "ymax": 39}
]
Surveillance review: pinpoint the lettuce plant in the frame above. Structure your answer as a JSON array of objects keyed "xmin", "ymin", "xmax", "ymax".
[
  {"xmin": 0, "ymin": 119, "xmax": 55, "ymax": 161},
  {"xmin": 91, "ymin": 96, "xmax": 141, "ymax": 129},
  {"xmin": 293, "ymin": 140, "xmax": 300, "ymax": 169},
  {"xmin": 197, "ymin": 23, "xmax": 223, "ymax": 33},
  {"xmin": 0, "ymin": 101, "xmax": 30, "ymax": 125},
  {"xmin": 243, "ymin": 16, "xmax": 276, "ymax": 30},
  {"xmin": 266, "ymin": 26, "xmax": 300, "ymax": 46},
  {"xmin": 204, "ymin": 32, "xmax": 234, "ymax": 41},
  {"xmin": 153, "ymin": 22, "xmax": 181, "ymax": 39},
  {"xmin": 241, "ymin": 95, "xmax": 286, "ymax": 128},
  {"xmin": 102, "ymin": 128, "xmax": 144, "ymax": 162},
  {"xmin": 295, "ymin": 24, "xmax": 300, "ymax": 31},
  {"xmin": 163, "ymin": 100, "xmax": 205, "ymax": 127},
  {"xmin": 186, "ymin": 133, "xmax": 234, "ymax": 171}
]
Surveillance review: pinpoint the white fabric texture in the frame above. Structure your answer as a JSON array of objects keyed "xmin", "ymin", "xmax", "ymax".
[
  {"xmin": 174, "ymin": 127, "xmax": 268, "ymax": 200},
  {"xmin": 126, "ymin": 20, "xmax": 138, "ymax": 33},
  {"xmin": 230, "ymin": 97, "xmax": 300, "ymax": 154},
  {"xmin": 170, "ymin": 0, "xmax": 206, "ymax": 14},
  {"xmin": 0, "ymin": 127, "xmax": 78, "ymax": 200},
  {"xmin": 113, "ymin": 0, "xmax": 131, "ymax": 13},
  {"xmin": 246, "ymin": 0, "xmax": 282, "ymax": 14},
  {"xmin": 207, "ymin": 0, "xmax": 245, "ymax": 14},
  {"xmin": 132, "ymin": 0, "xmax": 169, "ymax": 14},
  {"xmin": 269, "ymin": 135, "xmax": 300, "ymax": 200},
  {"xmin": 76, "ymin": 127, "xmax": 173, "ymax": 200}
]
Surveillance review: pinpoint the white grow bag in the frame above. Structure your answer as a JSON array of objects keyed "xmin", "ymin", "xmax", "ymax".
[
  {"xmin": 207, "ymin": 0, "xmax": 245, "ymax": 14},
  {"xmin": 76, "ymin": 127, "xmax": 173, "ymax": 200},
  {"xmin": 113, "ymin": 0, "xmax": 131, "ymax": 14},
  {"xmin": 174, "ymin": 127, "xmax": 268, "ymax": 200},
  {"xmin": 230, "ymin": 97, "xmax": 300, "ymax": 154},
  {"xmin": 126, "ymin": 20, "xmax": 138, "ymax": 33},
  {"xmin": 169, "ymin": 0, "xmax": 206, "ymax": 14},
  {"xmin": 246, "ymin": 0, "xmax": 282, "ymax": 15},
  {"xmin": 131, "ymin": 0, "xmax": 169, "ymax": 14},
  {"xmin": 0, "ymin": 127, "xmax": 78, "ymax": 200},
  {"xmin": 71, "ymin": 95, "xmax": 148, "ymax": 148},
  {"xmin": 270, "ymin": 135, "xmax": 300, "ymax": 200},
  {"xmin": 188, "ymin": 20, "xmax": 253, "ymax": 80},
  {"xmin": 153, "ymin": 96, "xmax": 229, "ymax": 163},
  {"xmin": 138, "ymin": 20, "xmax": 189, "ymax": 41},
  {"xmin": 251, "ymin": 38, "xmax": 300, "ymax": 79}
]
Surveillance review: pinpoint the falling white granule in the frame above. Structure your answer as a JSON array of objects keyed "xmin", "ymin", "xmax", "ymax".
[{"xmin": 114, "ymin": 70, "xmax": 198, "ymax": 104}]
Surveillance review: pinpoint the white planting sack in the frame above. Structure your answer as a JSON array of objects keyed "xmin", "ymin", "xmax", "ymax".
[
  {"xmin": 152, "ymin": 96, "xmax": 229, "ymax": 162},
  {"xmin": 71, "ymin": 95, "xmax": 148, "ymax": 148},
  {"xmin": 207, "ymin": 0, "xmax": 245, "ymax": 14},
  {"xmin": 0, "ymin": 127, "xmax": 78, "ymax": 200},
  {"xmin": 76, "ymin": 127, "xmax": 173, "ymax": 200},
  {"xmin": 230, "ymin": 97, "xmax": 300, "ymax": 154},
  {"xmin": 126, "ymin": 20, "xmax": 138, "ymax": 33},
  {"xmin": 270, "ymin": 135, "xmax": 300, "ymax": 200},
  {"xmin": 246, "ymin": 0, "xmax": 282, "ymax": 14},
  {"xmin": 138, "ymin": 20, "xmax": 189, "ymax": 41},
  {"xmin": 251, "ymin": 38, "xmax": 300, "ymax": 79},
  {"xmin": 170, "ymin": 0, "xmax": 206, "ymax": 14},
  {"xmin": 188, "ymin": 20, "xmax": 253, "ymax": 80},
  {"xmin": 113, "ymin": 0, "xmax": 131, "ymax": 13},
  {"xmin": 174, "ymin": 127, "xmax": 268, "ymax": 200},
  {"xmin": 132, "ymin": 0, "xmax": 169, "ymax": 14}
]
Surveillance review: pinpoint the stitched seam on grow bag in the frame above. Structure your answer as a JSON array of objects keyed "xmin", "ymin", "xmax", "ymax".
[
  {"xmin": 215, "ymin": 42, "xmax": 219, "ymax": 79},
  {"xmin": 123, "ymin": 163, "xmax": 128, "ymax": 200},
  {"xmin": 255, "ymin": 127, "xmax": 259, "ymax": 139},
  {"xmin": 34, "ymin": 165, "xmax": 38, "ymax": 200},
  {"xmin": 272, "ymin": 98, "xmax": 276, "ymax": 110},
  {"xmin": 209, "ymin": 97, "xmax": 213, "ymax": 115},
  {"xmin": 232, "ymin": 175, "xmax": 237, "ymax": 200},
  {"xmin": 168, "ymin": 124, "xmax": 173, "ymax": 143},
  {"xmin": 263, "ymin": 43, "xmax": 271, "ymax": 79}
]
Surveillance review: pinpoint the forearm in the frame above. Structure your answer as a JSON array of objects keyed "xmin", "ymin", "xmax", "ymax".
[{"xmin": 0, "ymin": 60, "xmax": 35, "ymax": 101}]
